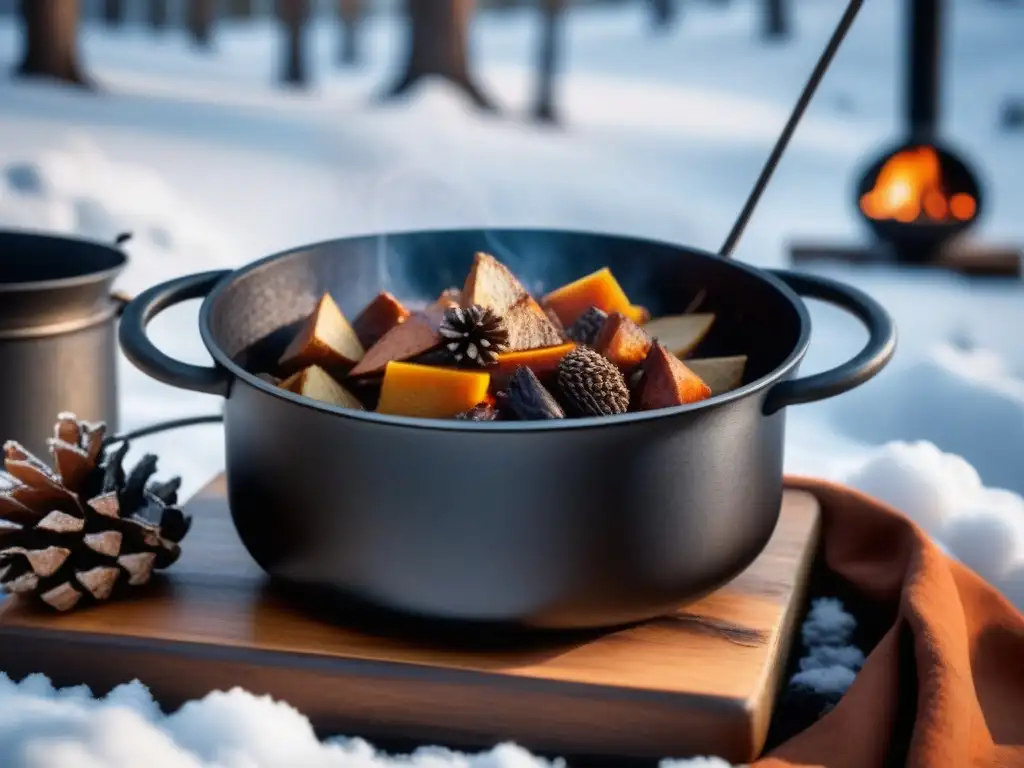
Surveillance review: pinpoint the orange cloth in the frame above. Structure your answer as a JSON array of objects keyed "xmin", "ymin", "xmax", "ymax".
[{"xmin": 754, "ymin": 477, "xmax": 1024, "ymax": 768}]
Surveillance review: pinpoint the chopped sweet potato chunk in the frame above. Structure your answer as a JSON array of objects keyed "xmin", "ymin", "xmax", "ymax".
[
  {"xmin": 280, "ymin": 365, "xmax": 365, "ymax": 410},
  {"xmin": 461, "ymin": 252, "xmax": 530, "ymax": 315},
  {"xmin": 504, "ymin": 296, "xmax": 565, "ymax": 351},
  {"xmin": 278, "ymin": 293, "xmax": 364, "ymax": 376},
  {"xmin": 349, "ymin": 297, "xmax": 456, "ymax": 377},
  {"xmin": 376, "ymin": 362, "xmax": 491, "ymax": 419},
  {"xmin": 636, "ymin": 344, "xmax": 713, "ymax": 410},
  {"xmin": 592, "ymin": 313, "xmax": 654, "ymax": 372},
  {"xmin": 641, "ymin": 313, "xmax": 715, "ymax": 358},
  {"xmin": 491, "ymin": 342, "xmax": 576, "ymax": 390},
  {"xmin": 544, "ymin": 305, "xmax": 567, "ymax": 336},
  {"xmin": 352, "ymin": 292, "xmax": 410, "ymax": 349},
  {"xmin": 542, "ymin": 267, "xmax": 634, "ymax": 327},
  {"xmin": 625, "ymin": 305, "xmax": 651, "ymax": 325}
]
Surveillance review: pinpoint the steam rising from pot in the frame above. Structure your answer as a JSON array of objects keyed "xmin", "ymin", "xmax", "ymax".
[{"xmin": 365, "ymin": 161, "xmax": 498, "ymax": 307}]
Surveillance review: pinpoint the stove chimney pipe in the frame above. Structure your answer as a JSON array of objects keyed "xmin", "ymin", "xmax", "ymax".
[{"xmin": 907, "ymin": 0, "xmax": 942, "ymax": 139}]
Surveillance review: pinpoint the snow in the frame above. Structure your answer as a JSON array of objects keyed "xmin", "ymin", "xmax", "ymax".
[
  {"xmin": 0, "ymin": 673, "xmax": 567, "ymax": 768},
  {"xmin": 798, "ymin": 643, "xmax": 865, "ymax": 673},
  {"xmin": 799, "ymin": 597, "xmax": 855, "ymax": 648},
  {"xmin": 791, "ymin": 598, "xmax": 861, "ymax": 697},
  {"xmin": 0, "ymin": 0, "xmax": 1023, "ymax": 763},
  {"xmin": 834, "ymin": 343, "xmax": 1024, "ymax": 494}
]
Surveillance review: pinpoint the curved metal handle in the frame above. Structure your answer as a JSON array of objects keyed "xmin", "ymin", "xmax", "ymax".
[
  {"xmin": 118, "ymin": 271, "xmax": 232, "ymax": 397},
  {"xmin": 763, "ymin": 269, "xmax": 896, "ymax": 415}
]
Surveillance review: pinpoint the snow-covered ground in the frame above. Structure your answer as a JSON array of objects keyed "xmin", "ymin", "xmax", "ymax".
[{"xmin": 0, "ymin": 0, "xmax": 1023, "ymax": 764}]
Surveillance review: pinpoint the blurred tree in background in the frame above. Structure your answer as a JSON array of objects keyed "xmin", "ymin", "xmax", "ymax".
[
  {"xmin": 15, "ymin": 0, "xmax": 90, "ymax": 88},
  {"xmin": 763, "ymin": 0, "xmax": 790, "ymax": 40},
  {"xmin": 148, "ymin": 0, "xmax": 169, "ymax": 31},
  {"xmin": 338, "ymin": 0, "xmax": 363, "ymax": 66},
  {"xmin": 649, "ymin": 0, "xmax": 678, "ymax": 31},
  {"xmin": 533, "ymin": 0, "xmax": 565, "ymax": 123},
  {"xmin": 187, "ymin": 0, "xmax": 216, "ymax": 48},
  {"xmin": 276, "ymin": 0, "xmax": 312, "ymax": 87},
  {"xmin": 385, "ymin": 0, "xmax": 497, "ymax": 111},
  {"xmin": 4, "ymin": 0, "xmax": 810, "ymax": 118},
  {"xmin": 103, "ymin": 0, "xmax": 125, "ymax": 27},
  {"xmin": 228, "ymin": 0, "xmax": 254, "ymax": 18}
]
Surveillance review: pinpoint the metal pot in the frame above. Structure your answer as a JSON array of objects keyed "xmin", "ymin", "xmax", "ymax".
[
  {"xmin": 0, "ymin": 230, "xmax": 127, "ymax": 460},
  {"xmin": 119, "ymin": 228, "xmax": 896, "ymax": 630}
]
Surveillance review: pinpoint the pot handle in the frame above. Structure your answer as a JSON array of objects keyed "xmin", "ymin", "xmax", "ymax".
[
  {"xmin": 118, "ymin": 271, "xmax": 233, "ymax": 397},
  {"xmin": 762, "ymin": 270, "xmax": 896, "ymax": 415}
]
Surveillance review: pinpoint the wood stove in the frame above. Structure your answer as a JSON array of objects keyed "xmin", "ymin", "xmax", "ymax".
[
  {"xmin": 791, "ymin": 0, "xmax": 1019, "ymax": 277},
  {"xmin": 855, "ymin": 141, "xmax": 981, "ymax": 262}
]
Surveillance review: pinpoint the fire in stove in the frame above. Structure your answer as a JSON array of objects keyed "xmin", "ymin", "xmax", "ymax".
[
  {"xmin": 854, "ymin": 141, "xmax": 983, "ymax": 260},
  {"xmin": 859, "ymin": 145, "xmax": 976, "ymax": 225}
]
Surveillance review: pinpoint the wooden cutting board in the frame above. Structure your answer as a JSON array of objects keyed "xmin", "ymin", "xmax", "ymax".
[{"xmin": 0, "ymin": 475, "xmax": 820, "ymax": 764}]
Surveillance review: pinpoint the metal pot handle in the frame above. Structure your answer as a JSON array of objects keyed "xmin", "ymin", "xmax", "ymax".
[
  {"xmin": 762, "ymin": 269, "xmax": 896, "ymax": 415},
  {"xmin": 118, "ymin": 271, "xmax": 233, "ymax": 397}
]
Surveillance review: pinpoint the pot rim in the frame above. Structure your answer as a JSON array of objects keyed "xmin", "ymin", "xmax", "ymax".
[
  {"xmin": 199, "ymin": 227, "xmax": 813, "ymax": 432},
  {"xmin": 0, "ymin": 230, "xmax": 127, "ymax": 293}
]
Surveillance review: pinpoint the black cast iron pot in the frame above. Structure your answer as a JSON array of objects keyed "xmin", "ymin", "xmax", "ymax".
[{"xmin": 119, "ymin": 228, "xmax": 895, "ymax": 630}]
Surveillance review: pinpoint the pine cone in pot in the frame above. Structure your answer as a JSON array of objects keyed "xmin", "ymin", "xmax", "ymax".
[
  {"xmin": 439, "ymin": 305, "xmax": 510, "ymax": 367},
  {"xmin": 0, "ymin": 413, "xmax": 190, "ymax": 611},
  {"xmin": 556, "ymin": 346, "xmax": 631, "ymax": 417}
]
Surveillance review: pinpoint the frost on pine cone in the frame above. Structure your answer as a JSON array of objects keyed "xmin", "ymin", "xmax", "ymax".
[{"xmin": 0, "ymin": 413, "xmax": 190, "ymax": 611}]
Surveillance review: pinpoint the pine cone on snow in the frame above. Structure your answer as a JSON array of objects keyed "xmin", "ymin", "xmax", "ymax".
[{"xmin": 0, "ymin": 413, "xmax": 190, "ymax": 611}]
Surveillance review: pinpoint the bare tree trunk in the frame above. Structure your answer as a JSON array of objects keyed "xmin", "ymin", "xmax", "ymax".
[
  {"xmin": 187, "ymin": 0, "xmax": 216, "ymax": 48},
  {"xmin": 531, "ymin": 0, "xmax": 564, "ymax": 124},
  {"xmin": 385, "ymin": 0, "xmax": 497, "ymax": 111},
  {"xmin": 228, "ymin": 0, "xmax": 254, "ymax": 17},
  {"xmin": 15, "ymin": 0, "xmax": 91, "ymax": 88},
  {"xmin": 650, "ymin": 0, "xmax": 677, "ymax": 30},
  {"xmin": 148, "ymin": 0, "xmax": 169, "ymax": 31},
  {"xmin": 276, "ymin": 0, "xmax": 311, "ymax": 87},
  {"xmin": 338, "ymin": 0, "xmax": 362, "ymax": 66},
  {"xmin": 762, "ymin": 0, "xmax": 789, "ymax": 40},
  {"xmin": 103, "ymin": 0, "xmax": 125, "ymax": 26}
]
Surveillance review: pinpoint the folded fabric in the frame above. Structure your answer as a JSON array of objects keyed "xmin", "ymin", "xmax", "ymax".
[{"xmin": 753, "ymin": 477, "xmax": 1024, "ymax": 768}]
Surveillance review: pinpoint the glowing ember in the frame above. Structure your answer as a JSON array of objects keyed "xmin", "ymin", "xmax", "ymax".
[{"xmin": 860, "ymin": 146, "xmax": 977, "ymax": 224}]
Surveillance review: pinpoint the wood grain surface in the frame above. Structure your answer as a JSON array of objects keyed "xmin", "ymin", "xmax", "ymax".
[{"xmin": 0, "ymin": 476, "xmax": 820, "ymax": 763}]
